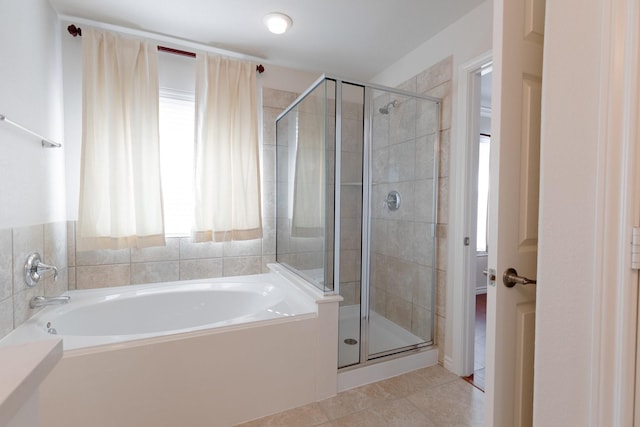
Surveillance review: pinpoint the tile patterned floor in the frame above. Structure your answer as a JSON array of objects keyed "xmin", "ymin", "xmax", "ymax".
[{"xmin": 236, "ymin": 365, "xmax": 484, "ymax": 427}]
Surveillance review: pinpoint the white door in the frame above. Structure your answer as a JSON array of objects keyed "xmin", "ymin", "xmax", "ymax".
[{"xmin": 484, "ymin": 0, "xmax": 545, "ymax": 424}]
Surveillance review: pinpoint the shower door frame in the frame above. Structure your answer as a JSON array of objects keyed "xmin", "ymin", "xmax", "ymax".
[
  {"xmin": 275, "ymin": 74, "xmax": 442, "ymax": 368},
  {"xmin": 330, "ymin": 77, "xmax": 442, "ymax": 369}
]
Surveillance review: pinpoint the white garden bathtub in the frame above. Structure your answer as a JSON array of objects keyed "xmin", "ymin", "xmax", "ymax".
[
  {"xmin": 0, "ymin": 264, "xmax": 342, "ymax": 427},
  {"xmin": 2, "ymin": 268, "xmax": 316, "ymax": 351}
]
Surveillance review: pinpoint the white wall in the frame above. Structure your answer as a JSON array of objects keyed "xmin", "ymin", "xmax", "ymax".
[
  {"xmin": 0, "ymin": 0, "xmax": 66, "ymax": 229},
  {"xmin": 370, "ymin": 0, "xmax": 492, "ymax": 88}
]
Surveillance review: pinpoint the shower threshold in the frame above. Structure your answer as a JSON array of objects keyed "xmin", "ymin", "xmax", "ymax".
[{"xmin": 338, "ymin": 304, "xmax": 426, "ymax": 368}]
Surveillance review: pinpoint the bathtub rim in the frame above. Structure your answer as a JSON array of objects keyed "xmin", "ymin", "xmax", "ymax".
[{"xmin": 1, "ymin": 264, "xmax": 338, "ymax": 354}]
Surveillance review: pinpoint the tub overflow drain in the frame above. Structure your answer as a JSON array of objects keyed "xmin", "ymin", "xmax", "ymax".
[{"xmin": 344, "ymin": 338, "xmax": 358, "ymax": 345}]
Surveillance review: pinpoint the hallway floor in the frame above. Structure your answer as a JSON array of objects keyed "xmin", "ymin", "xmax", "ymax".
[
  {"xmin": 236, "ymin": 365, "xmax": 484, "ymax": 427},
  {"xmin": 468, "ymin": 293, "xmax": 487, "ymax": 391}
]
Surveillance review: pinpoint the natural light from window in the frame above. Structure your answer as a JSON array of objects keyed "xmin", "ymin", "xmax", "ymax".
[
  {"xmin": 159, "ymin": 88, "xmax": 195, "ymax": 237},
  {"xmin": 476, "ymin": 134, "xmax": 490, "ymax": 253}
]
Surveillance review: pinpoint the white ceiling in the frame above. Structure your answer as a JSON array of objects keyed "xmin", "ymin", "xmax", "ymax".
[{"xmin": 48, "ymin": 0, "xmax": 486, "ymax": 81}]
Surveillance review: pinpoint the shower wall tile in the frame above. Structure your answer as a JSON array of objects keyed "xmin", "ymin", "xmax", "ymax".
[
  {"xmin": 13, "ymin": 287, "xmax": 39, "ymax": 329},
  {"xmin": 263, "ymin": 180, "xmax": 277, "ymax": 220},
  {"xmin": 179, "ymin": 239, "xmax": 224, "ymax": 260},
  {"xmin": 436, "ymin": 314, "xmax": 445, "ymax": 364},
  {"xmin": 179, "ymin": 258, "xmax": 223, "ymax": 280},
  {"xmin": 386, "ymin": 295, "xmax": 412, "ymax": 331},
  {"xmin": 341, "ymin": 151, "xmax": 363, "ymax": 184},
  {"xmin": 340, "ymin": 281, "xmax": 360, "ymax": 306},
  {"xmin": 76, "ymin": 264, "xmax": 131, "ymax": 289},
  {"xmin": 384, "ymin": 258, "xmax": 417, "ymax": 303},
  {"xmin": 370, "ymin": 219, "xmax": 388, "ymax": 257},
  {"xmin": 412, "ymin": 306, "xmax": 433, "ymax": 342},
  {"xmin": 414, "ymin": 180, "xmax": 435, "ymax": 225},
  {"xmin": 12, "ymin": 224, "xmax": 44, "ymax": 294},
  {"xmin": 435, "ymin": 131, "xmax": 450, "ymax": 180},
  {"xmin": 68, "ymin": 267, "xmax": 76, "ymax": 290},
  {"xmin": 426, "ymin": 81, "xmax": 453, "ymax": 131},
  {"xmin": 388, "ymin": 140, "xmax": 416, "ymax": 182},
  {"xmin": 262, "ymin": 144, "xmax": 276, "ymax": 182},
  {"xmin": 437, "ymin": 225, "xmax": 449, "ymax": 272},
  {"xmin": 436, "ymin": 269, "xmax": 447, "ymax": 318},
  {"xmin": 223, "ymin": 256, "xmax": 262, "ymax": 277},
  {"xmin": 417, "ymin": 56, "xmax": 453, "ymax": 94},
  {"xmin": 76, "ymin": 247, "xmax": 130, "ymax": 266},
  {"xmin": 262, "ymin": 107, "xmax": 280, "ymax": 145},
  {"xmin": 0, "ymin": 297, "xmax": 13, "ymax": 338},
  {"xmin": 372, "ymin": 112, "xmax": 390, "ymax": 150},
  {"xmin": 0, "ymin": 229, "xmax": 12, "ymax": 301},
  {"xmin": 371, "ymin": 285, "xmax": 387, "ymax": 316},
  {"xmin": 339, "ymin": 249, "xmax": 361, "ymax": 283},
  {"xmin": 397, "ymin": 76, "xmax": 418, "ymax": 93},
  {"xmin": 261, "ymin": 255, "xmax": 276, "ymax": 273},
  {"xmin": 262, "ymin": 87, "xmax": 298, "ymax": 110},
  {"xmin": 438, "ymin": 177, "xmax": 450, "ymax": 225},
  {"xmin": 44, "ymin": 221, "xmax": 67, "ymax": 271},
  {"xmin": 223, "ymin": 239, "xmax": 262, "ymax": 257},
  {"xmin": 390, "ymin": 98, "xmax": 417, "ymax": 144},
  {"xmin": 67, "ymin": 221, "xmax": 76, "ymax": 267},
  {"xmin": 0, "ymin": 222, "xmax": 69, "ymax": 340},
  {"xmin": 340, "ymin": 218, "xmax": 361, "ymax": 251},
  {"xmin": 342, "ymin": 117, "xmax": 364, "ymax": 153},
  {"xmin": 131, "ymin": 261, "xmax": 180, "ymax": 285},
  {"xmin": 131, "ymin": 238, "xmax": 180, "ymax": 262},
  {"xmin": 262, "ymin": 217, "xmax": 276, "ymax": 256},
  {"xmin": 415, "ymin": 135, "xmax": 436, "ymax": 180},
  {"xmin": 417, "ymin": 98, "xmax": 440, "ymax": 138},
  {"xmin": 412, "ymin": 222, "xmax": 434, "ymax": 267},
  {"xmin": 414, "ymin": 266, "xmax": 434, "ymax": 309},
  {"xmin": 386, "ymin": 220, "xmax": 415, "ymax": 261},
  {"xmin": 342, "ymin": 99, "xmax": 364, "ymax": 120}
]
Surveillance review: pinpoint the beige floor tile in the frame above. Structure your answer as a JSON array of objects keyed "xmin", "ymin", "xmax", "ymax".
[
  {"xmin": 330, "ymin": 398, "xmax": 432, "ymax": 427},
  {"xmin": 235, "ymin": 403, "xmax": 329, "ymax": 427},
  {"xmin": 357, "ymin": 364, "xmax": 458, "ymax": 402},
  {"xmin": 413, "ymin": 364, "xmax": 461, "ymax": 388},
  {"xmin": 407, "ymin": 379, "xmax": 484, "ymax": 427},
  {"xmin": 318, "ymin": 386, "xmax": 383, "ymax": 420}
]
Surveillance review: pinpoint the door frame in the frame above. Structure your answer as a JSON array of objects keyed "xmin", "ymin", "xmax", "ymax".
[
  {"xmin": 447, "ymin": 50, "xmax": 492, "ymax": 376},
  {"xmin": 587, "ymin": 0, "xmax": 640, "ymax": 423}
]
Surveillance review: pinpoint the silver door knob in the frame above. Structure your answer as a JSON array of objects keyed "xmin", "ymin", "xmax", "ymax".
[{"xmin": 503, "ymin": 268, "xmax": 537, "ymax": 288}]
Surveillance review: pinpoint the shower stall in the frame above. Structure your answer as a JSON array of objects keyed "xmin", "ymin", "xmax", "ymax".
[{"xmin": 276, "ymin": 76, "xmax": 440, "ymax": 369}]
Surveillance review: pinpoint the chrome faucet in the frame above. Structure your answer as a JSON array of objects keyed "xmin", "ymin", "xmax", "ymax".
[
  {"xmin": 24, "ymin": 252, "xmax": 58, "ymax": 287},
  {"xmin": 29, "ymin": 295, "xmax": 70, "ymax": 309}
]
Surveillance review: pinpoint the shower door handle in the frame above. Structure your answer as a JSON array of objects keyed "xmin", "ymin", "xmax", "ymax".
[{"xmin": 502, "ymin": 268, "xmax": 537, "ymax": 288}]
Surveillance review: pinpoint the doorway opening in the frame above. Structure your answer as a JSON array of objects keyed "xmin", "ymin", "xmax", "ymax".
[{"xmin": 463, "ymin": 63, "xmax": 492, "ymax": 391}]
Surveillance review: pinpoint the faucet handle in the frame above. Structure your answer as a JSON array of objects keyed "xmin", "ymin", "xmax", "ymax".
[
  {"xmin": 24, "ymin": 253, "xmax": 58, "ymax": 287},
  {"xmin": 37, "ymin": 262, "xmax": 58, "ymax": 281}
]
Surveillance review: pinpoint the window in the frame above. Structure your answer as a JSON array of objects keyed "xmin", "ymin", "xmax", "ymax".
[
  {"xmin": 159, "ymin": 88, "xmax": 195, "ymax": 237},
  {"xmin": 476, "ymin": 134, "xmax": 490, "ymax": 252}
]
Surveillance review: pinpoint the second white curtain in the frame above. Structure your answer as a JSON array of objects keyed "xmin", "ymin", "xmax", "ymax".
[{"xmin": 193, "ymin": 55, "xmax": 262, "ymax": 242}]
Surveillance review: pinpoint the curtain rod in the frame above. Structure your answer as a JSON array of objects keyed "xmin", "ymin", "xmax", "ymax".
[
  {"xmin": 67, "ymin": 24, "xmax": 265, "ymax": 74},
  {"xmin": 0, "ymin": 115, "xmax": 62, "ymax": 148}
]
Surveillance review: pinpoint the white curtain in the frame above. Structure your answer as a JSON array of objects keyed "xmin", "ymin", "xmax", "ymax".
[
  {"xmin": 193, "ymin": 54, "xmax": 262, "ymax": 242},
  {"xmin": 77, "ymin": 28, "xmax": 165, "ymax": 251}
]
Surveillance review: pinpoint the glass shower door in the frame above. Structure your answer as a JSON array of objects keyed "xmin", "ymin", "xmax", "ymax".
[
  {"xmin": 337, "ymin": 82, "xmax": 365, "ymax": 368},
  {"xmin": 366, "ymin": 88, "xmax": 439, "ymax": 359}
]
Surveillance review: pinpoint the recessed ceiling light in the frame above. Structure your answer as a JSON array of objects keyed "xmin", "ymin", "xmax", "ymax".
[{"xmin": 263, "ymin": 12, "xmax": 293, "ymax": 35}]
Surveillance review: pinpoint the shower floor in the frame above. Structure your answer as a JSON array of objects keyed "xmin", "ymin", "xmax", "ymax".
[{"xmin": 338, "ymin": 304, "xmax": 425, "ymax": 368}]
